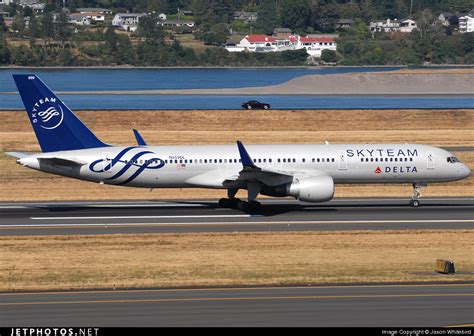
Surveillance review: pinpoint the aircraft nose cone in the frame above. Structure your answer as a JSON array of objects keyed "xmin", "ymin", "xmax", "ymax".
[{"xmin": 462, "ymin": 164, "xmax": 471, "ymax": 179}]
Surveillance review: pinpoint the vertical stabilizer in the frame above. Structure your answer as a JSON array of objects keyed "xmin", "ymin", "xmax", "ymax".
[{"xmin": 13, "ymin": 74, "xmax": 108, "ymax": 152}]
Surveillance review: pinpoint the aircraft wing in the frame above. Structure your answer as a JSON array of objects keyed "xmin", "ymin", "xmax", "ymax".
[
  {"xmin": 224, "ymin": 141, "xmax": 295, "ymax": 187},
  {"xmin": 133, "ymin": 129, "xmax": 147, "ymax": 146}
]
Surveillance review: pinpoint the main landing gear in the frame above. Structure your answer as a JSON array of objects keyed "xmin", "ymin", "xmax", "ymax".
[
  {"xmin": 409, "ymin": 183, "xmax": 423, "ymax": 207},
  {"xmin": 218, "ymin": 187, "xmax": 262, "ymax": 212}
]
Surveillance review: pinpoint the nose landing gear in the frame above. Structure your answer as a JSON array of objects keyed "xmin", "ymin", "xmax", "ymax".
[{"xmin": 409, "ymin": 183, "xmax": 423, "ymax": 207}]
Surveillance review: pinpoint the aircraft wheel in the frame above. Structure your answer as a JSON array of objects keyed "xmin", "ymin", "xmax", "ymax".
[
  {"xmin": 249, "ymin": 200, "xmax": 261, "ymax": 211},
  {"xmin": 409, "ymin": 199, "xmax": 420, "ymax": 207},
  {"xmin": 218, "ymin": 198, "xmax": 231, "ymax": 208},
  {"xmin": 237, "ymin": 201, "xmax": 250, "ymax": 212}
]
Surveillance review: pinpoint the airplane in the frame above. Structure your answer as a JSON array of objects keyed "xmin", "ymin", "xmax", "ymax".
[{"xmin": 6, "ymin": 74, "xmax": 471, "ymax": 212}]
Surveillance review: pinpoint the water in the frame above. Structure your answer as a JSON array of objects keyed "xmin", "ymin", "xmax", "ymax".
[
  {"xmin": 1, "ymin": 67, "xmax": 473, "ymax": 110},
  {"xmin": 0, "ymin": 67, "xmax": 403, "ymax": 92}
]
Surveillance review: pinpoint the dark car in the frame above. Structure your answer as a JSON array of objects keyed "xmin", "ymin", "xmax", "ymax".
[{"xmin": 241, "ymin": 100, "xmax": 271, "ymax": 110}]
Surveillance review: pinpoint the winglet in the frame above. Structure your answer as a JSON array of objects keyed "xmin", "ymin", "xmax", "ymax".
[
  {"xmin": 133, "ymin": 129, "xmax": 147, "ymax": 146},
  {"xmin": 237, "ymin": 141, "xmax": 259, "ymax": 171}
]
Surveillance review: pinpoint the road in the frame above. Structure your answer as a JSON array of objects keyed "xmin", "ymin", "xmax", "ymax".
[
  {"xmin": 0, "ymin": 197, "xmax": 473, "ymax": 235},
  {"xmin": 1, "ymin": 284, "xmax": 473, "ymax": 327}
]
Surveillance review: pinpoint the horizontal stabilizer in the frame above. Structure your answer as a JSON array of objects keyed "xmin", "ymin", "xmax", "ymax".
[
  {"xmin": 5, "ymin": 151, "xmax": 29, "ymax": 159},
  {"xmin": 38, "ymin": 157, "xmax": 87, "ymax": 167}
]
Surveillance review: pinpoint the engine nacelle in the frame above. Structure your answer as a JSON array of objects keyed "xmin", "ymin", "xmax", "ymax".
[
  {"xmin": 288, "ymin": 175, "xmax": 334, "ymax": 202},
  {"xmin": 260, "ymin": 175, "xmax": 335, "ymax": 203}
]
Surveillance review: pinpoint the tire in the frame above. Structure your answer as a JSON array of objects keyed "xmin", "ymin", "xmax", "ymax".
[
  {"xmin": 247, "ymin": 105, "xmax": 252, "ymax": 110},
  {"xmin": 410, "ymin": 199, "xmax": 420, "ymax": 207},
  {"xmin": 263, "ymin": 105, "xmax": 269, "ymax": 110},
  {"xmin": 237, "ymin": 201, "xmax": 250, "ymax": 212},
  {"xmin": 249, "ymin": 201, "xmax": 262, "ymax": 211},
  {"xmin": 218, "ymin": 198, "xmax": 231, "ymax": 208}
]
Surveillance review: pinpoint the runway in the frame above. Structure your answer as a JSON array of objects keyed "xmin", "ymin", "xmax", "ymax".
[
  {"xmin": 1, "ymin": 283, "xmax": 473, "ymax": 327},
  {"xmin": 0, "ymin": 197, "xmax": 473, "ymax": 235}
]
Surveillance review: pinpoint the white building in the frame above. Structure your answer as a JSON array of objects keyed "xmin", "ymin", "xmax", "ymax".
[
  {"xmin": 438, "ymin": 12, "xmax": 454, "ymax": 26},
  {"xmin": 226, "ymin": 34, "xmax": 336, "ymax": 57},
  {"xmin": 459, "ymin": 15, "xmax": 474, "ymax": 33},
  {"xmin": 68, "ymin": 13, "xmax": 91, "ymax": 26},
  {"xmin": 158, "ymin": 19, "xmax": 195, "ymax": 28},
  {"xmin": 112, "ymin": 13, "xmax": 147, "ymax": 32},
  {"xmin": 80, "ymin": 12, "xmax": 105, "ymax": 22},
  {"xmin": 297, "ymin": 36, "xmax": 337, "ymax": 57},
  {"xmin": 0, "ymin": 0, "xmax": 15, "ymax": 5},
  {"xmin": 370, "ymin": 18, "xmax": 400, "ymax": 32},
  {"xmin": 399, "ymin": 19, "xmax": 417, "ymax": 33}
]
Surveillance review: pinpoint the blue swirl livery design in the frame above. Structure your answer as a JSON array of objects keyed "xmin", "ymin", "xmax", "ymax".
[{"xmin": 89, "ymin": 147, "xmax": 165, "ymax": 185}]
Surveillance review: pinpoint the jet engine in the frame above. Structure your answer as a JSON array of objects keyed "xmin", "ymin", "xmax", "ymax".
[{"xmin": 261, "ymin": 175, "xmax": 334, "ymax": 203}]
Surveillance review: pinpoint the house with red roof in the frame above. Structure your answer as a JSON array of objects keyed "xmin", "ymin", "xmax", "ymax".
[{"xmin": 225, "ymin": 34, "xmax": 337, "ymax": 57}]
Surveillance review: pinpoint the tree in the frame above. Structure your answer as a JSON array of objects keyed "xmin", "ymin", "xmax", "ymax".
[
  {"xmin": 40, "ymin": 12, "xmax": 55, "ymax": 45},
  {"xmin": 28, "ymin": 16, "xmax": 40, "ymax": 45},
  {"xmin": 279, "ymin": 0, "xmax": 311, "ymax": 31},
  {"xmin": 254, "ymin": 0, "xmax": 279, "ymax": 34},
  {"xmin": 0, "ymin": 15, "xmax": 7, "ymax": 33},
  {"xmin": 12, "ymin": 14, "xmax": 26, "ymax": 37},
  {"xmin": 0, "ymin": 34, "xmax": 11, "ymax": 64},
  {"xmin": 55, "ymin": 11, "xmax": 71, "ymax": 45},
  {"xmin": 137, "ymin": 14, "xmax": 164, "ymax": 44},
  {"xmin": 321, "ymin": 49, "xmax": 338, "ymax": 63}
]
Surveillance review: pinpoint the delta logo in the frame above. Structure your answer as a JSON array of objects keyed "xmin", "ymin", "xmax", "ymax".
[{"xmin": 374, "ymin": 166, "xmax": 381, "ymax": 174}]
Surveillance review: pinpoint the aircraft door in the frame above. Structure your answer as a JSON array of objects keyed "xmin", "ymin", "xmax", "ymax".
[
  {"xmin": 101, "ymin": 152, "xmax": 113, "ymax": 173},
  {"xmin": 426, "ymin": 151, "xmax": 435, "ymax": 170},
  {"xmin": 338, "ymin": 151, "xmax": 348, "ymax": 170}
]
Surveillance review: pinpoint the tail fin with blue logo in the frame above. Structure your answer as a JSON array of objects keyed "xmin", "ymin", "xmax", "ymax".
[{"xmin": 13, "ymin": 74, "xmax": 108, "ymax": 153}]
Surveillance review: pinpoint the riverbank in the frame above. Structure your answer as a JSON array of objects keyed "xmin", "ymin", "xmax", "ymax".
[
  {"xmin": 1, "ymin": 109, "xmax": 472, "ymax": 201},
  {"xmin": 114, "ymin": 72, "xmax": 474, "ymax": 95}
]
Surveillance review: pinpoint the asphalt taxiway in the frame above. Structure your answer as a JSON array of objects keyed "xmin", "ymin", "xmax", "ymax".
[
  {"xmin": 1, "ymin": 283, "xmax": 473, "ymax": 327},
  {"xmin": 0, "ymin": 197, "xmax": 473, "ymax": 235}
]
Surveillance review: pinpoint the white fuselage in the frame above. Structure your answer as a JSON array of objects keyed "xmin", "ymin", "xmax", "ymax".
[{"xmin": 18, "ymin": 144, "xmax": 470, "ymax": 192}]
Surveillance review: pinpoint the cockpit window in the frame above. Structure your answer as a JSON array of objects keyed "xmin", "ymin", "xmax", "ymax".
[{"xmin": 447, "ymin": 156, "xmax": 460, "ymax": 163}]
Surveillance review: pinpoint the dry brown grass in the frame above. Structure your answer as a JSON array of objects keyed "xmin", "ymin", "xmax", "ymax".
[
  {"xmin": 1, "ymin": 230, "xmax": 472, "ymax": 291},
  {"xmin": 1, "ymin": 109, "xmax": 473, "ymax": 201}
]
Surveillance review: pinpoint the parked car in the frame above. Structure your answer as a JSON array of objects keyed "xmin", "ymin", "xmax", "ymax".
[{"xmin": 241, "ymin": 100, "xmax": 271, "ymax": 110}]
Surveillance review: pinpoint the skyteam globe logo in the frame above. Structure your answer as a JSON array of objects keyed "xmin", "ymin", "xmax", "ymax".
[{"xmin": 30, "ymin": 97, "xmax": 64, "ymax": 130}]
